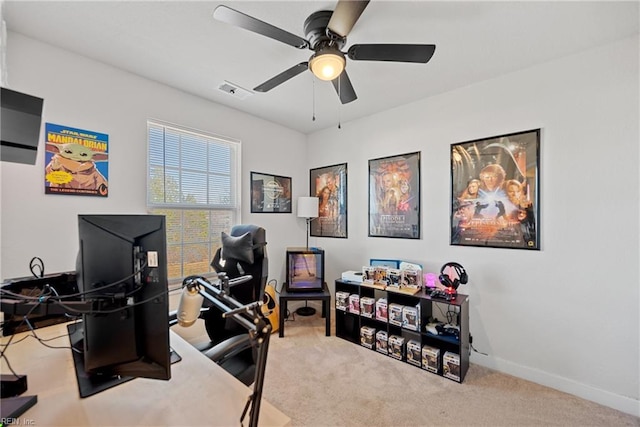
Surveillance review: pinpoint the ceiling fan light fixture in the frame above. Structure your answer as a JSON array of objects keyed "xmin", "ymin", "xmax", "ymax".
[{"xmin": 309, "ymin": 49, "xmax": 345, "ymax": 81}]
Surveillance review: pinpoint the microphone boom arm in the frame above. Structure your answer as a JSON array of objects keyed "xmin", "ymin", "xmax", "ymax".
[{"xmin": 185, "ymin": 275, "xmax": 272, "ymax": 427}]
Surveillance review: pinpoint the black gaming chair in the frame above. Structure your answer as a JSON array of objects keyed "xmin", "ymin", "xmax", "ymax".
[{"xmin": 186, "ymin": 225, "xmax": 268, "ymax": 385}]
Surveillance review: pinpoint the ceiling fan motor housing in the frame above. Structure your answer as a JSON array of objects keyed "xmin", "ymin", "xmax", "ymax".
[{"xmin": 304, "ymin": 10, "xmax": 345, "ymax": 51}]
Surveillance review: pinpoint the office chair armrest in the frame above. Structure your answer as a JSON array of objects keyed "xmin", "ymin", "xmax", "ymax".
[{"xmin": 203, "ymin": 333, "xmax": 253, "ymax": 364}]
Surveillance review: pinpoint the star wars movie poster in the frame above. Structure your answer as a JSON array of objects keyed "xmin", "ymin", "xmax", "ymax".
[
  {"xmin": 44, "ymin": 123, "xmax": 109, "ymax": 197},
  {"xmin": 450, "ymin": 129, "xmax": 540, "ymax": 249},
  {"xmin": 369, "ymin": 152, "xmax": 420, "ymax": 239},
  {"xmin": 310, "ymin": 163, "xmax": 347, "ymax": 238}
]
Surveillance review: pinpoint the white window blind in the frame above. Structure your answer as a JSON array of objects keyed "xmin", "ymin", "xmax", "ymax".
[{"xmin": 147, "ymin": 120, "xmax": 240, "ymax": 280}]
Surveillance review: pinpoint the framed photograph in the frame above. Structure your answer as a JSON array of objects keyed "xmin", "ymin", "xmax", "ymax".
[
  {"xmin": 250, "ymin": 171, "xmax": 292, "ymax": 213},
  {"xmin": 450, "ymin": 128, "xmax": 540, "ymax": 250},
  {"xmin": 368, "ymin": 152, "xmax": 421, "ymax": 239},
  {"xmin": 310, "ymin": 163, "xmax": 347, "ymax": 238}
]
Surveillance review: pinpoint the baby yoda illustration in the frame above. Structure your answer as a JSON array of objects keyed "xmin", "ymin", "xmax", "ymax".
[{"xmin": 45, "ymin": 143, "xmax": 108, "ymax": 191}]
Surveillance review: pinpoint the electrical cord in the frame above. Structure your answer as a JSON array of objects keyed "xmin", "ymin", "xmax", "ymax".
[
  {"xmin": 267, "ymin": 279, "xmax": 295, "ymax": 321},
  {"xmin": 53, "ymin": 287, "xmax": 170, "ymax": 315},
  {"xmin": 23, "ymin": 316, "xmax": 81, "ymax": 353},
  {"xmin": 0, "ymin": 292, "xmax": 44, "ymax": 360},
  {"xmin": 49, "ymin": 260, "xmax": 149, "ymax": 300},
  {"xmin": 435, "ymin": 302, "xmax": 459, "ymax": 325},
  {"xmin": 0, "ymin": 263, "xmax": 147, "ymax": 302},
  {"xmin": 29, "ymin": 256, "xmax": 45, "ymax": 278}
]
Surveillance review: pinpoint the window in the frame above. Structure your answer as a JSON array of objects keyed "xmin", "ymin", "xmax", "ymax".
[{"xmin": 147, "ymin": 120, "xmax": 240, "ymax": 281}]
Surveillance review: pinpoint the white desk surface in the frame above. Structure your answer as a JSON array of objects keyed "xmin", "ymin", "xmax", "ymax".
[{"xmin": 0, "ymin": 323, "xmax": 290, "ymax": 427}]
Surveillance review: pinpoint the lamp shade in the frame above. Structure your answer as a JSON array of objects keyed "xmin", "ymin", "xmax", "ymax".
[
  {"xmin": 297, "ymin": 197, "xmax": 319, "ymax": 218},
  {"xmin": 309, "ymin": 49, "xmax": 345, "ymax": 81}
]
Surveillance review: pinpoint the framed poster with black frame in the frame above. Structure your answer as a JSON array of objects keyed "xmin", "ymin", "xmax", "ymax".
[
  {"xmin": 450, "ymin": 128, "xmax": 540, "ymax": 250},
  {"xmin": 310, "ymin": 163, "xmax": 347, "ymax": 238},
  {"xmin": 368, "ymin": 152, "xmax": 420, "ymax": 239},
  {"xmin": 250, "ymin": 171, "xmax": 292, "ymax": 213}
]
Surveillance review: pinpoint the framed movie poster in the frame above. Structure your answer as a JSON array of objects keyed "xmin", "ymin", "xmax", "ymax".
[
  {"xmin": 310, "ymin": 163, "xmax": 347, "ymax": 238},
  {"xmin": 450, "ymin": 128, "xmax": 540, "ymax": 250},
  {"xmin": 250, "ymin": 171, "xmax": 292, "ymax": 213},
  {"xmin": 368, "ymin": 152, "xmax": 421, "ymax": 239}
]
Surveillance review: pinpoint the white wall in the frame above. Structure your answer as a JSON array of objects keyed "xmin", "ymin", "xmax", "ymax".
[
  {"xmin": 0, "ymin": 32, "xmax": 308, "ymax": 283},
  {"xmin": 307, "ymin": 35, "xmax": 639, "ymax": 415}
]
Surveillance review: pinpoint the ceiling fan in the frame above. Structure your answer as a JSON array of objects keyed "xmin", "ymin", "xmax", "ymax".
[{"xmin": 213, "ymin": 1, "xmax": 436, "ymax": 104}]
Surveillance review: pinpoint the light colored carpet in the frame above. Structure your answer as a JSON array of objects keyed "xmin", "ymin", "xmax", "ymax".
[
  {"xmin": 173, "ymin": 310, "xmax": 639, "ymax": 427},
  {"xmin": 262, "ymin": 311, "xmax": 639, "ymax": 427}
]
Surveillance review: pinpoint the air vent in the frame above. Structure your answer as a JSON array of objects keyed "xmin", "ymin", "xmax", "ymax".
[{"xmin": 217, "ymin": 81, "xmax": 253, "ymax": 100}]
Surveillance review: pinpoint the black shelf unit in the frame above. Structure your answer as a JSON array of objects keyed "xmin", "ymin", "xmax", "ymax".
[{"xmin": 335, "ymin": 279, "xmax": 470, "ymax": 383}]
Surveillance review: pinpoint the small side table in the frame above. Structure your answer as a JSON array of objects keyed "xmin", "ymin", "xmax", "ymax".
[{"xmin": 278, "ymin": 282, "xmax": 331, "ymax": 337}]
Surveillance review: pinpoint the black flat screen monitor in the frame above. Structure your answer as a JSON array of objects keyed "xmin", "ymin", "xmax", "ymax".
[{"xmin": 72, "ymin": 214, "xmax": 171, "ymax": 397}]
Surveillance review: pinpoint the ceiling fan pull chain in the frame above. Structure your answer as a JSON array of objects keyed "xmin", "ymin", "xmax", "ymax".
[
  {"xmin": 337, "ymin": 74, "xmax": 342, "ymax": 129},
  {"xmin": 312, "ymin": 77, "xmax": 316, "ymax": 121}
]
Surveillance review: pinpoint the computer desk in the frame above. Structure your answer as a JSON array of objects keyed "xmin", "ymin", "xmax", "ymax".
[{"xmin": 0, "ymin": 323, "xmax": 291, "ymax": 427}]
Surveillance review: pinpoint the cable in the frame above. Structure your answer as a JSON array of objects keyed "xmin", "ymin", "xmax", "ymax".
[
  {"xmin": 435, "ymin": 302, "xmax": 459, "ymax": 325},
  {"xmin": 0, "ymin": 263, "xmax": 147, "ymax": 302},
  {"xmin": 267, "ymin": 278, "xmax": 281, "ymax": 295},
  {"xmin": 55, "ymin": 287, "xmax": 170, "ymax": 315},
  {"xmin": 1, "ymin": 352, "xmax": 20, "ymax": 377},
  {"xmin": 29, "ymin": 256, "xmax": 45, "ymax": 278},
  {"xmin": 55, "ymin": 260, "xmax": 149, "ymax": 300},
  {"xmin": 0, "ymin": 292, "xmax": 44, "ymax": 360}
]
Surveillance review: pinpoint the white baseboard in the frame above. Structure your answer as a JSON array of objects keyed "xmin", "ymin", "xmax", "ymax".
[{"xmin": 470, "ymin": 352, "xmax": 640, "ymax": 417}]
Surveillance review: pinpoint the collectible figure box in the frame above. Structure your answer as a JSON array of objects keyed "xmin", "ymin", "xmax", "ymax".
[
  {"xmin": 443, "ymin": 351, "xmax": 461, "ymax": 381},
  {"xmin": 388, "ymin": 335, "xmax": 405, "ymax": 360},
  {"xmin": 335, "ymin": 291, "xmax": 350, "ymax": 311},
  {"xmin": 360, "ymin": 297, "xmax": 375, "ymax": 318},
  {"xmin": 375, "ymin": 330, "xmax": 388, "ymax": 355},
  {"xmin": 373, "ymin": 266, "xmax": 389, "ymax": 285},
  {"xmin": 421, "ymin": 345, "xmax": 440, "ymax": 373},
  {"xmin": 375, "ymin": 298, "xmax": 388, "ymax": 322},
  {"xmin": 402, "ymin": 305, "xmax": 420, "ymax": 331},
  {"xmin": 348, "ymin": 294, "xmax": 360, "ymax": 314},
  {"xmin": 387, "ymin": 268, "xmax": 402, "ymax": 288},
  {"xmin": 362, "ymin": 266, "xmax": 375, "ymax": 283},
  {"xmin": 406, "ymin": 340, "xmax": 421, "ymax": 367},
  {"xmin": 285, "ymin": 248, "xmax": 324, "ymax": 292},
  {"xmin": 360, "ymin": 326, "xmax": 376, "ymax": 349},
  {"xmin": 401, "ymin": 267, "xmax": 421, "ymax": 289},
  {"xmin": 388, "ymin": 303, "xmax": 404, "ymax": 326}
]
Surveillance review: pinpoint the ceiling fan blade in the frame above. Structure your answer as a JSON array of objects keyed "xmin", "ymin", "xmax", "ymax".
[
  {"xmin": 327, "ymin": 0, "xmax": 370, "ymax": 38},
  {"xmin": 331, "ymin": 70, "xmax": 357, "ymax": 104},
  {"xmin": 254, "ymin": 62, "xmax": 309, "ymax": 92},
  {"xmin": 213, "ymin": 5, "xmax": 309, "ymax": 49},
  {"xmin": 348, "ymin": 44, "xmax": 436, "ymax": 63}
]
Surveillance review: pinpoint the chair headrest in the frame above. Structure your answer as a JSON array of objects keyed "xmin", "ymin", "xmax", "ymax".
[{"xmin": 230, "ymin": 224, "xmax": 266, "ymax": 259}]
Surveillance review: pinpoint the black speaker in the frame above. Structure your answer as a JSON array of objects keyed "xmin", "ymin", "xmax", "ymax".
[
  {"xmin": 1, "ymin": 87, "xmax": 44, "ymax": 165},
  {"xmin": 439, "ymin": 262, "xmax": 468, "ymax": 290}
]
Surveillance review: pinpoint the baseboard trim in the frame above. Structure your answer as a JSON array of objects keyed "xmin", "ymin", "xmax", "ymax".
[{"xmin": 470, "ymin": 353, "xmax": 639, "ymax": 417}]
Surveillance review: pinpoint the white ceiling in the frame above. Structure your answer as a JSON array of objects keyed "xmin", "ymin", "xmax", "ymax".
[{"xmin": 3, "ymin": 1, "xmax": 638, "ymax": 134}]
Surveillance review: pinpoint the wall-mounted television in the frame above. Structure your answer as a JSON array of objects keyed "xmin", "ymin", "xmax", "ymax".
[{"xmin": 285, "ymin": 247, "xmax": 324, "ymax": 292}]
